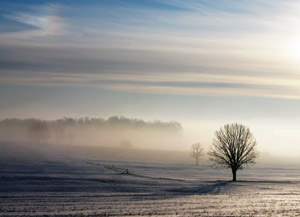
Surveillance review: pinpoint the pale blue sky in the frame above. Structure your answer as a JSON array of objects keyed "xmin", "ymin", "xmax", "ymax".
[{"xmin": 1, "ymin": 0, "xmax": 300, "ymax": 155}]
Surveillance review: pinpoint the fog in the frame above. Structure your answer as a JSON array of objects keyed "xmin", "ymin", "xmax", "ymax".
[
  {"xmin": 1, "ymin": 116, "xmax": 300, "ymax": 167},
  {"xmin": 0, "ymin": 116, "xmax": 183, "ymax": 150}
]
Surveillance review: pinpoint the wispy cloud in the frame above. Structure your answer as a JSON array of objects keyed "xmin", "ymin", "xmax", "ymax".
[
  {"xmin": 1, "ymin": 68, "xmax": 299, "ymax": 99},
  {"xmin": 1, "ymin": 0, "xmax": 300, "ymax": 99},
  {"xmin": 2, "ymin": 3, "xmax": 66, "ymax": 37}
]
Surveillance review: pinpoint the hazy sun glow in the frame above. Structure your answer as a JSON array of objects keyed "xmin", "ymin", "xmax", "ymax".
[{"xmin": 1, "ymin": 0, "xmax": 300, "ymax": 156}]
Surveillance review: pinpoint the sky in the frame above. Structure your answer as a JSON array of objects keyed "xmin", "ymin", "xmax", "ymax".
[{"xmin": 1, "ymin": 0, "xmax": 300, "ymax": 155}]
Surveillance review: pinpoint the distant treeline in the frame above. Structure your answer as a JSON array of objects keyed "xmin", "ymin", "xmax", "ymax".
[
  {"xmin": 0, "ymin": 116, "xmax": 183, "ymax": 148},
  {"xmin": 0, "ymin": 116, "xmax": 182, "ymax": 131}
]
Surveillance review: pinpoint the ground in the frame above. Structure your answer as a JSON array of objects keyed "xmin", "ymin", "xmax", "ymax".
[{"xmin": 1, "ymin": 143, "xmax": 300, "ymax": 216}]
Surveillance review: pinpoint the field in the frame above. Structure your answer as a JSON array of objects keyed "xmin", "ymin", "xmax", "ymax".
[{"xmin": 1, "ymin": 143, "xmax": 300, "ymax": 216}]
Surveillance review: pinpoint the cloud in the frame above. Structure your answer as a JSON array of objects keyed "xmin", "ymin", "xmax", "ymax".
[
  {"xmin": 2, "ymin": 3, "xmax": 66, "ymax": 36},
  {"xmin": 1, "ymin": 1, "xmax": 300, "ymax": 99},
  {"xmin": 1, "ymin": 66, "xmax": 299, "ymax": 99}
]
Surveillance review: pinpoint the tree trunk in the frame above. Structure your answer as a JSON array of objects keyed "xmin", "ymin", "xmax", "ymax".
[
  {"xmin": 195, "ymin": 158, "xmax": 199, "ymax": 166},
  {"xmin": 232, "ymin": 168, "xmax": 237, "ymax": 181}
]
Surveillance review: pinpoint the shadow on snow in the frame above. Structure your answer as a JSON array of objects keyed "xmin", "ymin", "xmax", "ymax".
[{"xmin": 166, "ymin": 181, "xmax": 231, "ymax": 194}]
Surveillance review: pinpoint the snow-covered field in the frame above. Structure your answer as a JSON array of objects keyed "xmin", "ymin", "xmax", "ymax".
[{"xmin": 1, "ymin": 143, "xmax": 300, "ymax": 216}]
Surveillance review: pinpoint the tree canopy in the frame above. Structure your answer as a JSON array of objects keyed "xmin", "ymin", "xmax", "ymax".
[{"xmin": 208, "ymin": 123, "xmax": 259, "ymax": 181}]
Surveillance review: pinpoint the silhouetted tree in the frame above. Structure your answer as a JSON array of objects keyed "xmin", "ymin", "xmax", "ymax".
[
  {"xmin": 68, "ymin": 131, "xmax": 74, "ymax": 145},
  {"xmin": 208, "ymin": 123, "xmax": 259, "ymax": 181},
  {"xmin": 29, "ymin": 120, "xmax": 49, "ymax": 144},
  {"xmin": 55, "ymin": 125, "xmax": 65, "ymax": 144},
  {"xmin": 190, "ymin": 143, "xmax": 204, "ymax": 166}
]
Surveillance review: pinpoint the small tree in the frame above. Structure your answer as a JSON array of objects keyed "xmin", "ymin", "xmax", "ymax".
[
  {"xmin": 191, "ymin": 143, "xmax": 204, "ymax": 166},
  {"xmin": 208, "ymin": 123, "xmax": 259, "ymax": 181}
]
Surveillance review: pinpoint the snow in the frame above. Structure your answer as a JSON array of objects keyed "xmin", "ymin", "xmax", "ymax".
[{"xmin": 1, "ymin": 143, "xmax": 300, "ymax": 216}]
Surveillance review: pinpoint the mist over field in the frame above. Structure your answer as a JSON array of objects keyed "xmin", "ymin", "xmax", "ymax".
[
  {"xmin": 2, "ymin": 138, "xmax": 300, "ymax": 216},
  {"xmin": 2, "ymin": 0, "xmax": 300, "ymax": 216},
  {"xmin": 0, "ymin": 116, "xmax": 183, "ymax": 150},
  {"xmin": 0, "ymin": 116, "xmax": 299, "ymax": 168}
]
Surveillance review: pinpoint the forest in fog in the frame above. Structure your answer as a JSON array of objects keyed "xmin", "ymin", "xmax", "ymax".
[{"xmin": 0, "ymin": 116, "xmax": 183, "ymax": 150}]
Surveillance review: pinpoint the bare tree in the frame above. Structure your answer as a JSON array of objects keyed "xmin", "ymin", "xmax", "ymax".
[
  {"xmin": 68, "ymin": 131, "xmax": 74, "ymax": 145},
  {"xmin": 208, "ymin": 123, "xmax": 259, "ymax": 181},
  {"xmin": 29, "ymin": 120, "xmax": 49, "ymax": 144},
  {"xmin": 55, "ymin": 125, "xmax": 65, "ymax": 144},
  {"xmin": 191, "ymin": 143, "xmax": 204, "ymax": 166}
]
